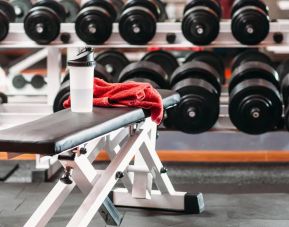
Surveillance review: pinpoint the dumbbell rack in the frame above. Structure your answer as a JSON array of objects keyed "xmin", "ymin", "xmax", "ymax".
[
  {"xmin": 2, "ymin": 20, "xmax": 289, "ymax": 179},
  {"xmin": 4, "ymin": 21, "xmax": 289, "ymax": 47}
]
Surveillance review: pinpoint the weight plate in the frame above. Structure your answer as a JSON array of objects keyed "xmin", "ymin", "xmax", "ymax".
[
  {"xmin": 170, "ymin": 61, "xmax": 221, "ymax": 95},
  {"xmin": 184, "ymin": 0, "xmax": 222, "ymax": 18},
  {"xmin": 31, "ymin": 74, "xmax": 46, "ymax": 89},
  {"xmin": 182, "ymin": 7, "xmax": 220, "ymax": 45},
  {"xmin": 185, "ymin": 51, "xmax": 225, "ymax": 84},
  {"xmin": 141, "ymin": 50, "xmax": 179, "ymax": 78},
  {"xmin": 231, "ymin": 6, "xmax": 269, "ymax": 45},
  {"xmin": 53, "ymin": 80, "xmax": 70, "ymax": 112},
  {"xmin": 34, "ymin": 0, "xmax": 66, "ymax": 22},
  {"xmin": 231, "ymin": 50, "xmax": 273, "ymax": 71},
  {"xmin": 0, "ymin": 92, "xmax": 7, "ymax": 104},
  {"xmin": 0, "ymin": 0, "xmax": 16, "ymax": 22},
  {"xmin": 119, "ymin": 6, "xmax": 157, "ymax": 44},
  {"xmin": 123, "ymin": 77, "xmax": 160, "ymax": 89},
  {"xmin": 0, "ymin": 12, "xmax": 9, "ymax": 41},
  {"xmin": 82, "ymin": 0, "xmax": 117, "ymax": 21},
  {"xmin": 12, "ymin": 74, "xmax": 27, "ymax": 89},
  {"xmin": 119, "ymin": 61, "xmax": 168, "ymax": 88},
  {"xmin": 154, "ymin": 0, "xmax": 168, "ymax": 21},
  {"xmin": 123, "ymin": 0, "xmax": 160, "ymax": 20},
  {"xmin": 278, "ymin": 60, "xmax": 289, "ymax": 104},
  {"xmin": 284, "ymin": 106, "xmax": 289, "ymax": 130},
  {"xmin": 75, "ymin": 6, "xmax": 113, "ymax": 44},
  {"xmin": 24, "ymin": 6, "xmax": 61, "ymax": 44},
  {"xmin": 277, "ymin": 59, "xmax": 289, "ymax": 83},
  {"xmin": 11, "ymin": 0, "xmax": 32, "ymax": 22},
  {"xmin": 62, "ymin": 63, "xmax": 113, "ymax": 84},
  {"xmin": 230, "ymin": 62, "xmax": 280, "ymax": 93},
  {"xmin": 231, "ymin": 0, "xmax": 269, "ymax": 16},
  {"xmin": 170, "ymin": 78, "xmax": 219, "ymax": 133},
  {"xmin": 229, "ymin": 78, "xmax": 282, "ymax": 134},
  {"xmin": 60, "ymin": 0, "xmax": 80, "ymax": 22},
  {"xmin": 95, "ymin": 50, "xmax": 130, "ymax": 82}
]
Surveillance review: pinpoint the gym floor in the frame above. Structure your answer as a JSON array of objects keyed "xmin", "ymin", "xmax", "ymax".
[{"xmin": 1, "ymin": 162, "xmax": 289, "ymax": 227}]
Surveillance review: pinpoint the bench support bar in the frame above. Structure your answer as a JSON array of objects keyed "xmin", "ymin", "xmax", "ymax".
[{"xmin": 24, "ymin": 118, "xmax": 204, "ymax": 227}]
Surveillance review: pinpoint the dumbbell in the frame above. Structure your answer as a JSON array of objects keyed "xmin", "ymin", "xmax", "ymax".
[
  {"xmin": 61, "ymin": 63, "xmax": 113, "ymax": 85},
  {"xmin": 75, "ymin": 0, "xmax": 124, "ymax": 44},
  {"xmin": 229, "ymin": 51, "xmax": 282, "ymax": 134},
  {"xmin": 168, "ymin": 51, "xmax": 223, "ymax": 133},
  {"xmin": 10, "ymin": 0, "xmax": 32, "ymax": 22},
  {"xmin": 31, "ymin": 74, "xmax": 46, "ymax": 89},
  {"xmin": 277, "ymin": 59, "xmax": 289, "ymax": 130},
  {"xmin": 12, "ymin": 74, "xmax": 46, "ymax": 89},
  {"xmin": 0, "ymin": 91, "xmax": 7, "ymax": 104},
  {"xmin": 24, "ymin": 0, "xmax": 66, "ymax": 44},
  {"xmin": 60, "ymin": 0, "xmax": 80, "ymax": 22},
  {"xmin": 185, "ymin": 51, "xmax": 225, "ymax": 84},
  {"xmin": 118, "ymin": 61, "xmax": 168, "ymax": 89},
  {"xmin": 231, "ymin": 0, "xmax": 270, "ymax": 45},
  {"xmin": 54, "ymin": 63, "xmax": 113, "ymax": 112},
  {"xmin": 141, "ymin": 50, "xmax": 179, "ymax": 79},
  {"xmin": 182, "ymin": 0, "xmax": 222, "ymax": 45},
  {"xmin": 0, "ymin": 0, "xmax": 15, "ymax": 42},
  {"xmin": 119, "ymin": 0, "xmax": 166, "ymax": 45},
  {"xmin": 95, "ymin": 50, "xmax": 130, "ymax": 82}
]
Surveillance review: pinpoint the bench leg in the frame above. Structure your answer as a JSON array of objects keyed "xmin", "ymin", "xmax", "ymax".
[
  {"xmin": 24, "ymin": 137, "xmax": 123, "ymax": 227},
  {"xmin": 66, "ymin": 127, "xmax": 149, "ymax": 227}
]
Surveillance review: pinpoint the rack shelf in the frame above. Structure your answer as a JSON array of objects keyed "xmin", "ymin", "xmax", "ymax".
[{"xmin": 3, "ymin": 20, "xmax": 289, "ymax": 48}]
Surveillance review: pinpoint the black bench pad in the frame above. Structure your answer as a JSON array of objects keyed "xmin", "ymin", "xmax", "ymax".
[{"xmin": 0, "ymin": 90, "xmax": 180, "ymax": 155}]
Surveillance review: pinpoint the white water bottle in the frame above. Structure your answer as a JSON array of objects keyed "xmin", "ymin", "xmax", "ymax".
[{"xmin": 68, "ymin": 49, "xmax": 95, "ymax": 113}]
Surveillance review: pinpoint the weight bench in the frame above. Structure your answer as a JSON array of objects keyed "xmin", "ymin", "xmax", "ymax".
[{"xmin": 0, "ymin": 90, "xmax": 204, "ymax": 227}]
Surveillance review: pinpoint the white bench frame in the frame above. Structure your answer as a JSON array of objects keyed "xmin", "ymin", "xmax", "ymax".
[{"xmin": 24, "ymin": 117, "xmax": 204, "ymax": 227}]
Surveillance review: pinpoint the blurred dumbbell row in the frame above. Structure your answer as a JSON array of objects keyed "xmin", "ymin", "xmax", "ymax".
[
  {"xmin": 0, "ymin": 0, "xmax": 274, "ymax": 45},
  {"xmin": 53, "ymin": 48, "xmax": 289, "ymax": 135}
]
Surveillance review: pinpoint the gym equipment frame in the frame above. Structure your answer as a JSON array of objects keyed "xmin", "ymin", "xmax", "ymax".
[{"xmin": 23, "ymin": 117, "xmax": 204, "ymax": 227}]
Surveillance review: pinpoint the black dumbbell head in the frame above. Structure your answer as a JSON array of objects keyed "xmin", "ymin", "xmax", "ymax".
[
  {"xmin": 60, "ymin": 0, "xmax": 80, "ymax": 22},
  {"xmin": 154, "ymin": 0, "xmax": 168, "ymax": 22},
  {"xmin": 31, "ymin": 75, "xmax": 46, "ymax": 89},
  {"xmin": 119, "ymin": 61, "xmax": 168, "ymax": 88},
  {"xmin": 170, "ymin": 61, "xmax": 221, "ymax": 94},
  {"xmin": 123, "ymin": 77, "xmax": 160, "ymax": 89},
  {"xmin": 0, "ymin": 92, "xmax": 7, "ymax": 104},
  {"xmin": 231, "ymin": 0, "xmax": 270, "ymax": 45},
  {"xmin": 75, "ymin": 5, "xmax": 113, "ymax": 44},
  {"xmin": 62, "ymin": 63, "xmax": 113, "ymax": 84},
  {"xmin": 24, "ymin": 0, "xmax": 66, "ymax": 44},
  {"xmin": 0, "ymin": 0, "xmax": 16, "ymax": 21},
  {"xmin": 230, "ymin": 51, "xmax": 279, "ymax": 93},
  {"xmin": 277, "ymin": 59, "xmax": 289, "ymax": 109},
  {"xmin": 170, "ymin": 77, "xmax": 219, "ymax": 133},
  {"xmin": 10, "ymin": 0, "xmax": 31, "ymax": 22},
  {"xmin": 277, "ymin": 58, "xmax": 289, "ymax": 84},
  {"xmin": 12, "ymin": 74, "xmax": 27, "ymax": 89},
  {"xmin": 185, "ymin": 51, "xmax": 225, "ymax": 84},
  {"xmin": 231, "ymin": 50, "xmax": 273, "ymax": 71},
  {"xmin": 182, "ymin": 0, "xmax": 221, "ymax": 45},
  {"xmin": 141, "ymin": 50, "xmax": 179, "ymax": 78},
  {"xmin": 119, "ymin": 0, "xmax": 159, "ymax": 44},
  {"xmin": 0, "ymin": 0, "xmax": 16, "ymax": 41},
  {"xmin": 229, "ymin": 78, "xmax": 282, "ymax": 134},
  {"xmin": 231, "ymin": 0, "xmax": 269, "ymax": 16},
  {"xmin": 34, "ymin": 0, "xmax": 66, "ymax": 21},
  {"xmin": 95, "ymin": 50, "xmax": 130, "ymax": 81},
  {"xmin": 53, "ymin": 80, "xmax": 70, "ymax": 112},
  {"xmin": 81, "ymin": 0, "xmax": 121, "ymax": 22}
]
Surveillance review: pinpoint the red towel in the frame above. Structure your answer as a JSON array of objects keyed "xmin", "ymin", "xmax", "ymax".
[{"xmin": 63, "ymin": 78, "xmax": 164, "ymax": 125}]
